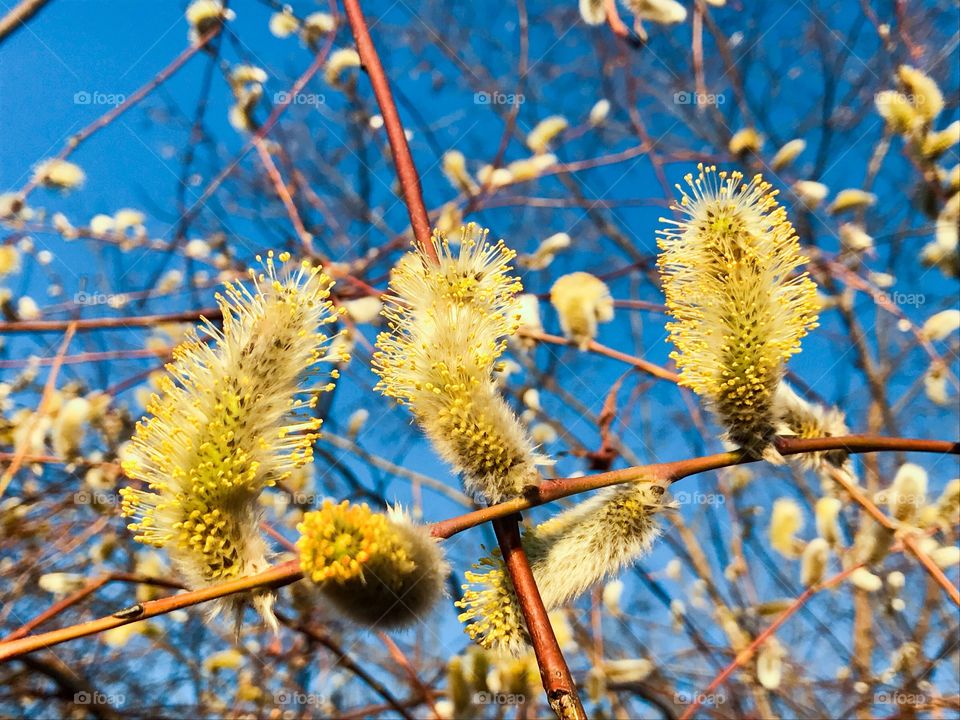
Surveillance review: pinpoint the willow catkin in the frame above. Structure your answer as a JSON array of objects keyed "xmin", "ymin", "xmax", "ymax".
[
  {"xmin": 297, "ymin": 501, "xmax": 447, "ymax": 628},
  {"xmin": 120, "ymin": 252, "xmax": 345, "ymax": 631},
  {"xmin": 373, "ymin": 224, "xmax": 542, "ymax": 504},
  {"xmin": 456, "ymin": 482, "xmax": 665, "ymax": 655},
  {"xmin": 657, "ymin": 165, "xmax": 819, "ymax": 459}
]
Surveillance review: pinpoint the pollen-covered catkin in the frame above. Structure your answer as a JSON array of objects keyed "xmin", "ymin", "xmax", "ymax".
[
  {"xmin": 297, "ymin": 500, "xmax": 447, "ymax": 628},
  {"xmin": 456, "ymin": 482, "xmax": 665, "ymax": 655},
  {"xmin": 373, "ymin": 224, "xmax": 542, "ymax": 504},
  {"xmin": 657, "ymin": 165, "xmax": 819, "ymax": 459},
  {"xmin": 120, "ymin": 252, "xmax": 345, "ymax": 631}
]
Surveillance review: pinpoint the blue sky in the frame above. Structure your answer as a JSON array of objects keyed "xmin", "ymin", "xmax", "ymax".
[{"xmin": 1, "ymin": 0, "xmax": 959, "ymax": 715}]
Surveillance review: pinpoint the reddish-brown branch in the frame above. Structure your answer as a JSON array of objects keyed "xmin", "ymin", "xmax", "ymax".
[
  {"xmin": 3, "ymin": 573, "xmax": 185, "ymax": 643},
  {"xmin": 431, "ymin": 434, "xmax": 959, "ymax": 539},
  {"xmin": 493, "ymin": 517, "xmax": 586, "ymax": 720},
  {"xmin": 0, "ymin": 0, "xmax": 53, "ymax": 45},
  {"xmin": 253, "ymin": 137, "xmax": 316, "ymax": 256},
  {"xmin": 182, "ymin": 36, "xmax": 335, "ymax": 227},
  {"xmin": 604, "ymin": 0, "xmax": 631, "ymax": 41},
  {"xmin": 518, "ymin": 328, "xmax": 680, "ymax": 383},
  {"xmin": 341, "ymin": 0, "xmax": 434, "ymax": 261},
  {"xmin": 827, "ymin": 466, "xmax": 960, "ymax": 607},
  {"xmin": 1, "ymin": 434, "xmax": 955, "ymax": 663},
  {"xmin": 0, "ymin": 560, "xmax": 303, "ymax": 662},
  {"xmin": 0, "ymin": 308, "xmax": 217, "ymax": 333}
]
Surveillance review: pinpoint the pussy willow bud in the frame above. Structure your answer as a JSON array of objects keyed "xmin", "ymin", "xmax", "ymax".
[{"xmin": 456, "ymin": 482, "xmax": 665, "ymax": 655}]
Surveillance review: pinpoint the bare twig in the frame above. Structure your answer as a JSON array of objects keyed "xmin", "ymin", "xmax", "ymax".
[{"xmin": 341, "ymin": 0, "xmax": 433, "ymax": 259}]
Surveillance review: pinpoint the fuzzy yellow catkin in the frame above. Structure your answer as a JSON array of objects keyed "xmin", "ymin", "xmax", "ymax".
[
  {"xmin": 769, "ymin": 498, "xmax": 803, "ymax": 558},
  {"xmin": 922, "ymin": 309, "xmax": 960, "ymax": 341},
  {"xmin": 756, "ymin": 637, "xmax": 786, "ymax": 690},
  {"xmin": 120, "ymin": 252, "xmax": 345, "ymax": 632},
  {"xmin": 921, "ymin": 120, "xmax": 960, "ymax": 158},
  {"xmin": 792, "ymin": 180, "xmax": 828, "ymax": 208},
  {"xmin": 815, "ymin": 497, "xmax": 842, "ymax": 546},
  {"xmin": 849, "ymin": 567, "xmax": 882, "ymax": 593},
  {"xmin": 770, "ymin": 139, "xmax": 806, "ymax": 170},
  {"xmin": 800, "ymin": 538, "xmax": 829, "ymax": 587},
  {"xmin": 579, "ymin": 0, "xmax": 606, "ymax": 25},
  {"xmin": 32, "ymin": 159, "xmax": 85, "ymax": 191},
  {"xmin": 526, "ymin": 116, "xmax": 568, "ymax": 154},
  {"xmin": 456, "ymin": 483, "xmax": 664, "ymax": 655},
  {"xmin": 373, "ymin": 224, "xmax": 542, "ymax": 504},
  {"xmin": 442, "ymin": 150, "xmax": 478, "ymax": 195},
  {"xmin": 550, "ymin": 271, "xmax": 614, "ymax": 349},
  {"xmin": 296, "ymin": 500, "xmax": 447, "ymax": 628},
  {"xmin": 325, "ymin": 48, "xmax": 361, "ymax": 87},
  {"xmin": 897, "ymin": 65, "xmax": 944, "ymax": 123},
  {"xmin": 875, "ymin": 90, "xmax": 919, "ymax": 134},
  {"xmin": 886, "ymin": 463, "xmax": 927, "ymax": 523},
  {"xmin": 658, "ymin": 165, "xmax": 819, "ymax": 458},
  {"xmin": 186, "ymin": 0, "xmax": 234, "ymax": 37},
  {"xmin": 269, "ymin": 9, "xmax": 299, "ymax": 38},
  {"xmin": 589, "ymin": 99, "xmax": 611, "ymax": 126},
  {"xmin": 728, "ymin": 127, "xmax": 763, "ymax": 155},
  {"xmin": 827, "ymin": 189, "xmax": 876, "ymax": 214},
  {"xmin": 626, "ymin": 0, "xmax": 687, "ymax": 24}
]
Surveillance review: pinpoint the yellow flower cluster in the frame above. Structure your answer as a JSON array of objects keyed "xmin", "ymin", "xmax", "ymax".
[
  {"xmin": 120, "ymin": 252, "xmax": 345, "ymax": 630},
  {"xmin": 658, "ymin": 165, "xmax": 819, "ymax": 458},
  {"xmin": 298, "ymin": 500, "xmax": 411, "ymax": 584},
  {"xmin": 297, "ymin": 500, "xmax": 447, "ymax": 628},
  {"xmin": 373, "ymin": 224, "xmax": 541, "ymax": 503}
]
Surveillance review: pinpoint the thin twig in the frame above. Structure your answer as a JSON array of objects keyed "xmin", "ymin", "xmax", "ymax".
[
  {"xmin": 0, "ymin": 322, "xmax": 75, "ymax": 498},
  {"xmin": 0, "ymin": 0, "xmax": 53, "ymax": 45},
  {"xmin": 341, "ymin": 0, "xmax": 434, "ymax": 260},
  {"xmin": 0, "ymin": 560, "xmax": 303, "ymax": 662},
  {"xmin": 1, "ymin": 434, "xmax": 955, "ymax": 662},
  {"xmin": 679, "ymin": 563, "xmax": 863, "ymax": 720}
]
